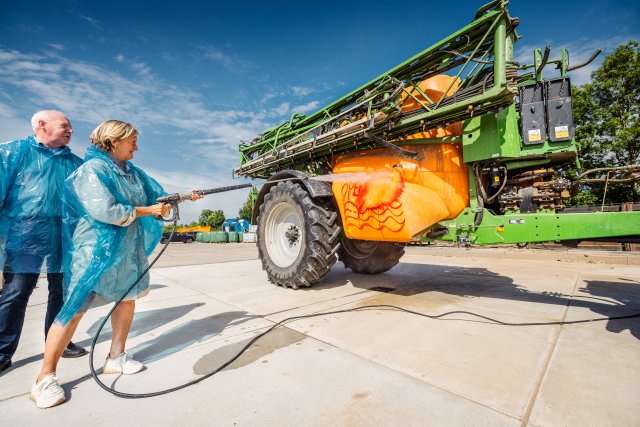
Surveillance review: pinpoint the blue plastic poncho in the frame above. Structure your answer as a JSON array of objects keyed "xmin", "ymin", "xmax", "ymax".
[
  {"xmin": 55, "ymin": 145, "xmax": 165, "ymax": 325},
  {"xmin": 0, "ymin": 136, "xmax": 82, "ymax": 273}
]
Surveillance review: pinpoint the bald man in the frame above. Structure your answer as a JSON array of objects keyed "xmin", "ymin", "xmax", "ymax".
[{"xmin": 0, "ymin": 111, "xmax": 87, "ymax": 374}]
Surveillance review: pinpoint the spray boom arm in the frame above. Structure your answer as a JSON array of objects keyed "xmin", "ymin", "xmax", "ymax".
[{"xmin": 234, "ymin": 0, "xmax": 520, "ymax": 179}]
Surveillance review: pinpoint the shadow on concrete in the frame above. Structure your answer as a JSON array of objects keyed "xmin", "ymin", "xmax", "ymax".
[
  {"xmin": 77, "ymin": 302, "xmax": 206, "ymax": 348},
  {"xmin": 129, "ymin": 310, "xmax": 261, "ymax": 363},
  {"xmin": 8, "ymin": 302, "xmax": 206, "ymax": 372},
  {"xmin": 55, "ymin": 311, "xmax": 263, "ymax": 394},
  {"xmin": 5, "ymin": 353, "xmax": 43, "ymax": 371},
  {"xmin": 580, "ymin": 279, "xmax": 640, "ymax": 339},
  {"xmin": 60, "ymin": 373, "xmax": 92, "ymax": 403},
  {"xmin": 308, "ymin": 262, "xmax": 640, "ymax": 339}
]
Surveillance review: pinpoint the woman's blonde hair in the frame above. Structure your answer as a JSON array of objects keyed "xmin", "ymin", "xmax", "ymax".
[{"xmin": 89, "ymin": 120, "xmax": 139, "ymax": 152}]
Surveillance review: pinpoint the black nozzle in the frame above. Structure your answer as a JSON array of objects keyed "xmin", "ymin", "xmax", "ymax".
[
  {"xmin": 567, "ymin": 48, "xmax": 602, "ymax": 71},
  {"xmin": 536, "ymin": 45, "xmax": 551, "ymax": 75}
]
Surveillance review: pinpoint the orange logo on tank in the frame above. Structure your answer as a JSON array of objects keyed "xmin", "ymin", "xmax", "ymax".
[
  {"xmin": 341, "ymin": 169, "xmax": 406, "ymax": 233},
  {"xmin": 331, "ymin": 143, "xmax": 469, "ymax": 242}
]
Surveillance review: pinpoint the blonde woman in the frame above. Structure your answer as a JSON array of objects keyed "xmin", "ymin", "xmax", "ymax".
[{"xmin": 31, "ymin": 120, "xmax": 201, "ymax": 408}]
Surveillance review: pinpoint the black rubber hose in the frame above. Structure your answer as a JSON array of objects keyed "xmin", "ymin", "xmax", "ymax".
[
  {"xmin": 567, "ymin": 48, "xmax": 602, "ymax": 71},
  {"xmin": 536, "ymin": 46, "xmax": 551, "ymax": 75},
  {"xmin": 89, "ymin": 220, "xmax": 178, "ymax": 396},
  {"xmin": 93, "ymin": 300, "xmax": 640, "ymax": 399}
]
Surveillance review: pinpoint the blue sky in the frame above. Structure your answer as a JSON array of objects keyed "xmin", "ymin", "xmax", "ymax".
[{"xmin": 1, "ymin": 0, "xmax": 638, "ymax": 222}]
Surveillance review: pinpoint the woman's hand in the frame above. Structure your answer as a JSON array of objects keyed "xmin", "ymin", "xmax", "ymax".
[
  {"xmin": 136, "ymin": 203, "xmax": 172, "ymax": 218},
  {"xmin": 176, "ymin": 189, "xmax": 204, "ymax": 203},
  {"xmin": 190, "ymin": 189, "xmax": 204, "ymax": 202},
  {"xmin": 156, "ymin": 203, "xmax": 172, "ymax": 217}
]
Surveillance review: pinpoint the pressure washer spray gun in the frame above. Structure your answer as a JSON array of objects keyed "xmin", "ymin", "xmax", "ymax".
[{"xmin": 156, "ymin": 183, "xmax": 253, "ymax": 222}]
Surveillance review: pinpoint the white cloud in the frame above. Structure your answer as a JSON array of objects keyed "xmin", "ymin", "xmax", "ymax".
[
  {"xmin": 0, "ymin": 101, "xmax": 32, "ymax": 143},
  {"xmin": 79, "ymin": 15, "xmax": 100, "ymax": 27},
  {"xmin": 115, "ymin": 54, "xmax": 125, "ymax": 62},
  {"xmin": 290, "ymin": 86, "xmax": 314, "ymax": 97},
  {"xmin": 291, "ymin": 100, "xmax": 319, "ymax": 115},
  {"xmin": 0, "ymin": 50, "xmax": 22, "ymax": 62},
  {"xmin": 201, "ymin": 46, "xmax": 254, "ymax": 73},
  {"xmin": 274, "ymin": 102, "xmax": 290, "ymax": 116},
  {"xmin": 48, "ymin": 44, "xmax": 65, "ymax": 51},
  {"xmin": 0, "ymin": 101, "xmax": 17, "ymax": 117},
  {"xmin": 0, "ymin": 48, "xmax": 270, "ymax": 151},
  {"xmin": 257, "ymin": 85, "xmax": 330, "ymax": 118},
  {"xmin": 130, "ymin": 61, "xmax": 153, "ymax": 79},
  {"xmin": 259, "ymin": 90, "xmax": 283, "ymax": 104},
  {"xmin": 203, "ymin": 47, "xmax": 234, "ymax": 68}
]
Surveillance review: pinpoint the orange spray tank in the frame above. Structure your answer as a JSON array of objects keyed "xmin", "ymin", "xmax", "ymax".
[{"xmin": 330, "ymin": 75, "xmax": 469, "ymax": 242}]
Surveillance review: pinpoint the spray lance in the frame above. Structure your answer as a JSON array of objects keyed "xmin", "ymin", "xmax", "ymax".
[
  {"xmin": 155, "ymin": 183, "xmax": 253, "ymax": 221},
  {"xmin": 156, "ymin": 176, "xmax": 329, "ymax": 219}
]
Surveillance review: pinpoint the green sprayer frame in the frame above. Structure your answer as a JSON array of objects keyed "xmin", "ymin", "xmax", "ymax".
[
  {"xmin": 235, "ymin": 0, "xmax": 640, "ymax": 247},
  {"xmin": 234, "ymin": 0, "xmax": 518, "ymax": 179},
  {"xmin": 437, "ymin": 209, "xmax": 640, "ymax": 245}
]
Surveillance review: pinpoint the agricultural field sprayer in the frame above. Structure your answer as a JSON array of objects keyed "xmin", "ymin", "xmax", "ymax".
[{"xmin": 234, "ymin": 0, "xmax": 640, "ymax": 289}]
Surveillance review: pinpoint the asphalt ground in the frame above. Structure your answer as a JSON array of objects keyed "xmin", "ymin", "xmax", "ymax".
[{"xmin": 1, "ymin": 243, "xmax": 639, "ymax": 426}]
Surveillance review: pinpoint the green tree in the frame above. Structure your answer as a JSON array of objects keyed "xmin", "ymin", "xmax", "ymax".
[
  {"xmin": 199, "ymin": 209, "xmax": 226, "ymax": 230},
  {"xmin": 198, "ymin": 209, "xmax": 213, "ymax": 226},
  {"xmin": 571, "ymin": 41, "xmax": 640, "ymax": 204},
  {"xmin": 211, "ymin": 210, "xmax": 226, "ymax": 229},
  {"xmin": 238, "ymin": 186, "xmax": 259, "ymax": 220}
]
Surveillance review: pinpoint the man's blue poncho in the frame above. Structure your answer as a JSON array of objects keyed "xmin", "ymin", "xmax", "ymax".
[
  {"xmin": 55, "ymin": 146, "xmax": 165, "ymax": 325},
  {"xmin": 0, "ymin": 136, "xmax": 82, "ymax": 273}
]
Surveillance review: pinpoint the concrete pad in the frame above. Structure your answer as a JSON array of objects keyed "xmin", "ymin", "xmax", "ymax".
[
  {"xmin": 528, "ymin": 272, "xmax": 640, "ymax": 426},
  {"xmin": 3, "ymin": 325, "xmax": 519, "ymax": 427},
  {"xmin": 1, "ymin": 245, "xmax": 639, "ymax": 426},
  {"xmin": 272, "ymin": 290, "xmax": 561, "ymax": 418},
  {"xmin": 0, "ymin": 277, "xmax": 272, "ymax": 401}
]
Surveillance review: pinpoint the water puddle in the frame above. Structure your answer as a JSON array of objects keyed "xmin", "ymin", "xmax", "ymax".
[{"xmin": 193, "ymin": 327, "xmax": 306, "ymax": 374}]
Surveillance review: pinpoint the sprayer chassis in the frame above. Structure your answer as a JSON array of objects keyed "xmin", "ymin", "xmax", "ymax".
[{"xmin": 239, "ymin": 1, "xmax": 640, "ymax": 288}]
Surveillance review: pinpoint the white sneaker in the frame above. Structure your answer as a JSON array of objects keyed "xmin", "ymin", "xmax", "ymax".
[
  {"xmin": 103, "ymin": 352, "xmax": 144, "ymax": 375},
  {"xmin": 30, "ymin": 373, "xmax": 65, "ymax": 409}
]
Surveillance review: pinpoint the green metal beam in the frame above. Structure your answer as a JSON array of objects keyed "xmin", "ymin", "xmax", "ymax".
[{"xmin": 431, "ymin": 209, "xmax": 640, "ymax": 245}]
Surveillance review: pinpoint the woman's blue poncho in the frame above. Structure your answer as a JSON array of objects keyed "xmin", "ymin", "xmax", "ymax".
[{"xmin": 55, "ymin": 146, "xmax": 165, "ymax": 325}]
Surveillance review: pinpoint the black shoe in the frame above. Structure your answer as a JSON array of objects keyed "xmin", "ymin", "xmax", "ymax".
[
  {"xmin": 0, "ymin": 359, "xmax": 11, "ymax": 373},
  {"xmin": 61, "ymin": 342, "xmax": 88, "ymax": 358}
]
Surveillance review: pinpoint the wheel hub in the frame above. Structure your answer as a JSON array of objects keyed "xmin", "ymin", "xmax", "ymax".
[
  {"xmin": 285, "ymin": 225, "xmax": 300, "ymax": 245},
  {"xmin": 264, "ymin": 201, "xmax": 304, "ymax": 268}
]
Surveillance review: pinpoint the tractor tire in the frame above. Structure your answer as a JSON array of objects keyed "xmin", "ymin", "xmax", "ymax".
[
  {"xmin": 338, "ymin": 238, "xmax": 405, "ymax": 274},
  {"xmin": 257, "ymin": 181, "xmax": 340, "ymax": 289}
]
